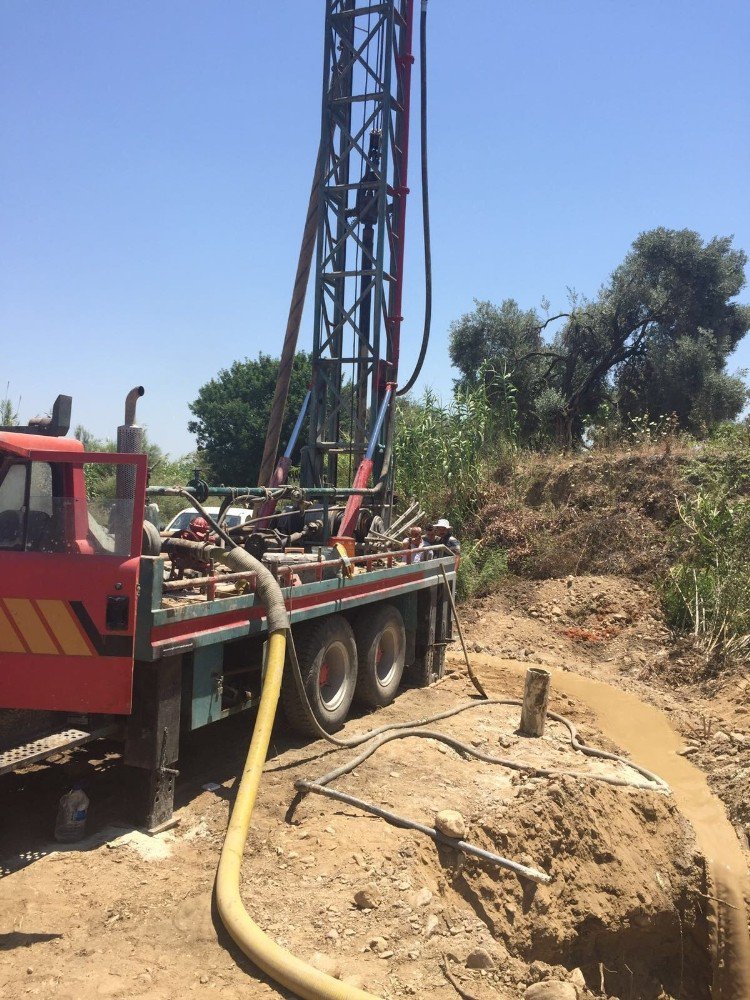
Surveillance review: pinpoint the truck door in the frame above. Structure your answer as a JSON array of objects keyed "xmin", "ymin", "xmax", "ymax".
[{"xmin": 0, "ymin": 449, "xmax": 147, "ymax": 715}]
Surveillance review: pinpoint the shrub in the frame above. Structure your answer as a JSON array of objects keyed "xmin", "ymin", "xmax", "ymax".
[
  {"xmin": 394, "ymin": 365, "xmax": 518, "ymax": 537},
  {"xmin": 663, "ymin": 473, "xmax": 750, "ymax": 664},
  {"xmin": 455, "ymin": 543, "xmax": 508, "ymax": 603}
]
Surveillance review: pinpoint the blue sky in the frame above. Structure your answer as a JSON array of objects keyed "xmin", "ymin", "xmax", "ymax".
[{"xmin": 2, "ymin": 1, "xmax": 749, "ymax": 457}]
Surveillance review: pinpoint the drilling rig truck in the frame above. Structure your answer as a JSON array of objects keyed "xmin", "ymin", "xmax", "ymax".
[{"xmin": 0, "ymin": 0, "xmax": 451, "ymax": 829}]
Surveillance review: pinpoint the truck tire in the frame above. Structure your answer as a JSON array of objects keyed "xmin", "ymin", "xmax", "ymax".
[
  {"xmin": 354, "ymin": 604, "xmax": 405, "ymax": 709},
  {"xmin": 282, "ymin": 616, "xmax": 358, "ymax": 735}
]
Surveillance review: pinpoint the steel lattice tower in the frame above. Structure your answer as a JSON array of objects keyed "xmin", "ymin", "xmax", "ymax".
[{"xmin": 304, "ymin": 0, "xmax": 415, "ymax": 514}]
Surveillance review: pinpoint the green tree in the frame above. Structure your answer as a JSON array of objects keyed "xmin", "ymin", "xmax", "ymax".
[
  {"xmin": 188, "ymin": 352, "xmax": 313, "ymax": 486},
  {"xmin": 615, "ymin": 333, "xmax": 748, "ymax": 434},
  {"xmin": 558, "ymin": 229, "xmax": 750, "ymax": 444},
  {"xmin": 451, "ymin": 230, "xmax": 750, "ymax": 447},
  {"xmin": 448, "ymin": 299, "xmax": 544, "ymax": 440}
]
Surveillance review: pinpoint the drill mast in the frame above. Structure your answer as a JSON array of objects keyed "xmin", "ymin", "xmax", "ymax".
[{"xmin": 304, "ymin": 0, "xmax": 415, "ymax": 529}]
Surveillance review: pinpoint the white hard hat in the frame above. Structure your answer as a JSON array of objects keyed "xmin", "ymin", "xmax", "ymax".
[{"xmin": 434, "ymin": 518, "xmax": 452, "ymax": 531}]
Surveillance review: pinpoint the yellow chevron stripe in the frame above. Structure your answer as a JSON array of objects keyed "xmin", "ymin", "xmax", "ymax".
[
  {"xmin": 37, "ymin": 600, "xmax": 92, "ymax": 657},
  {"xmin": 0, "ymin": 603, "xmax": 25, "ymax": 653},
  {"xmin": 3, "ymin": 599, "xmax": 58, "ymax": 655}
]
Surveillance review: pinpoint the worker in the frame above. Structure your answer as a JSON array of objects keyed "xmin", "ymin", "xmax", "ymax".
[
  {"xmin": 428, "ymin": 517, "xmax": 461, "ymax": 556},
  {"xmin": 407, "ymin": 525, "xmax": 426, "ymax": 562}
]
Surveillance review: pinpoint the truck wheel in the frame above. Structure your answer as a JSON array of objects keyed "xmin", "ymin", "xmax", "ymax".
[
  {"xmin": 354, "ymin": 604, "xmax": 405, "ymax": 709},
  {"xmin": 282, "ymin": 616, "xmax": 358, "ymax": 735}
]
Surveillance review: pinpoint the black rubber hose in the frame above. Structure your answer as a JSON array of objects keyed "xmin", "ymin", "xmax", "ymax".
[
  {"xmin": 397, "ymin": 2, "xmax": 431, "ymax": 397},
  {"xmin": 283, "ymin": 634, "xmax": 667, "ymax": 791},
  {"xmin": 299, "ymin": 712, "xmax": 668, "ymax": 793}
]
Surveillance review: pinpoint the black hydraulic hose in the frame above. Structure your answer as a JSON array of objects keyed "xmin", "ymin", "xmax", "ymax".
[
  {"xmin": 283, "ymin": 633, "xmax": 668, "ymax": 791},
  {"xmin": 298, "ymin": 713, "xmax": 668, "ymax": 793},
  {"xmin": 397, "ymin": 1, "xmax": 431, "ymax": 398}
]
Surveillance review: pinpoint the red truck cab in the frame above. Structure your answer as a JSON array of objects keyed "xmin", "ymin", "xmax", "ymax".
[{"xmin": 0, "ymin": 432, "xmax": 146, "ymax": 715}]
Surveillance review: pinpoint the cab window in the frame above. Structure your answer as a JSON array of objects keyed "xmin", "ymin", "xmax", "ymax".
[
  {"xmin": 0, "ymin": 463, "xmax": 27, "ymax": 548},
  {"xmin": 0, "ymin": 457, "xmax": 139, "ymax": 556}
]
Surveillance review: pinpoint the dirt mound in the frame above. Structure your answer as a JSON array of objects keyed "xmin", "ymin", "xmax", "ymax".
[
  {"xmin": 0, "ymin": 664, "xmax": 710, "ymax": 1000},
  {"xmin": 478, "ymin": 449, "xmax": 689, "ymax": 579},
  {"xmin": 462, "ymin": 575, "xmax": 671, "ymax": 672},
  {"xmin": 460, "ymin": 778, "xmax": 707, "ymax": 998}
]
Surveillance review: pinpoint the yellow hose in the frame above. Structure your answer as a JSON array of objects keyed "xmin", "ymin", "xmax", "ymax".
[{"xmin": 215, "ymin": 629, "xmax": 380, "ymax": 1000}]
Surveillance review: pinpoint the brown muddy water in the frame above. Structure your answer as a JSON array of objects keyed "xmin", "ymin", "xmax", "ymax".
[{"xmin": 472, "ymin": 655, "xmax": 750, "ymax": 1000}]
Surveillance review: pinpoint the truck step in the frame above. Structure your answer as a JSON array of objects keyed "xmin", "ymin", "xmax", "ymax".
[{"xmin": 0, "ymin": 725, "xmax": 116, "ymax": 776}]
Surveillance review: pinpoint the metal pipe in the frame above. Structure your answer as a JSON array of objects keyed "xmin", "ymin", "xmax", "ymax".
[
  {"xmin": 162, "ymin": 569, "xmax": 258, "ymax": 592},
  {"xmin": 337, "ymin": 387, "xmax": 395, "ymax": 538},
  {"xmin": 255, "ymin": 392, "xmax": 313, "ymax": 529},
  {"xmin": 365, "ymin": 385, "xmax": 394, "ymax": 462},
  {"xmin": 388, "ymin": 501, "xmax": 420, "ymax": 534},
  {"xmin": 390, "ymin": 510, "xmax": 424, "ymax": 538},
  {"xmin": 116, "ymin": 387, "xmax": 146, "ymax": 549},
  {"xmin": 123, "ymin": 386, "xmax": 145, "ymax": 428},
  {"xmin": 283, "ymin": 391, "xmax": 312, "ymax": 460},
  {"xmin": 146, "ymin": 485, "xmax": 380, "ymax": 499},
  {"xmin": 295, "ymin": 779, "xmax": 552, "ymax": 884}
]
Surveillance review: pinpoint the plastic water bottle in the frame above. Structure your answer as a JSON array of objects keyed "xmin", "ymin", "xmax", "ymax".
[{"xmin": 54, "ymin": 784, "xmax": 89, "ymax": 843}]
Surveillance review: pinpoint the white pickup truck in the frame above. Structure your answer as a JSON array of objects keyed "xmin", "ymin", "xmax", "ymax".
[{"xmin": 163, "ymin": 506, "xmax": 254, "ymax": 533}]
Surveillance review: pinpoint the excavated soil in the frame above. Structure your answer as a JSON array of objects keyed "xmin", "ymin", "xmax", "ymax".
[{"xmin": 0, "ymin": 657, "xmax": 714, "ymax": 1000}]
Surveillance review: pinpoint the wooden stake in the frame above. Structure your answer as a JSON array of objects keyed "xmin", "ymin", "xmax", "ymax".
[{"xmin": 519, "ymin": 667, "xmax": 550, "ymax": 737}]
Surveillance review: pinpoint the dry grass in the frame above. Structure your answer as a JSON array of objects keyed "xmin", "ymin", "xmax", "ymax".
[{"xmin": 476, "ymin": 444, "xmax": 692, "ymax": 580}]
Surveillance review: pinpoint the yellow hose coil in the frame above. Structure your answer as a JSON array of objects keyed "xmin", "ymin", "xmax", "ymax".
[{"xmin": 215, "ymin": 629, "xmax": 380, "ymax": 1000}]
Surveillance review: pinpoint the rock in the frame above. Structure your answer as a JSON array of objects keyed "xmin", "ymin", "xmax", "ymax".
[
  {"xmin": 326, "ymin": 929, "xmax": 339, "ymax": 941},
  {"xmin": 731, "ymin": 731, "xmax": 748, "ymax": 744},
  {"xmin": 353, "ymin": 889, "xmax": 379, "ymax": 910},
  {"xmin": 412, "ymin": 887, "xmax": 433, "ymax": 907},
  {"xmin": 569, "ymin": 967, "xmax": 586, "ymax": 990},
  {"xmin": 424, "ymin": 914, "xmax": 440, "ymax": 938},
  {"xmin": 714, "ymin": 730, "xmax": 730, "ymax": 743},
  {"xmin": 368, "ymin": 936, "xmax": 389, "ymax": 954},
  {"xmin": 435, "ymin": 809, "xmax": 466, "ymax": 839},
  {"xmin": 524, "ymin": 983, "xmax": 577, "ymax": 1000},
  {"xmin": 309, "ymin": 952, "xmax": 341, "ymax": 979},
  {"xmin": 465, "ymin": 947, "xmax": 495, "ymax": 970}
]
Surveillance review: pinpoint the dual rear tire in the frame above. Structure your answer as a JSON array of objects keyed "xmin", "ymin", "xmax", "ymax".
[{"xmin": 281, "ymin": 605, "xmax": 406, "ymax": 736}]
